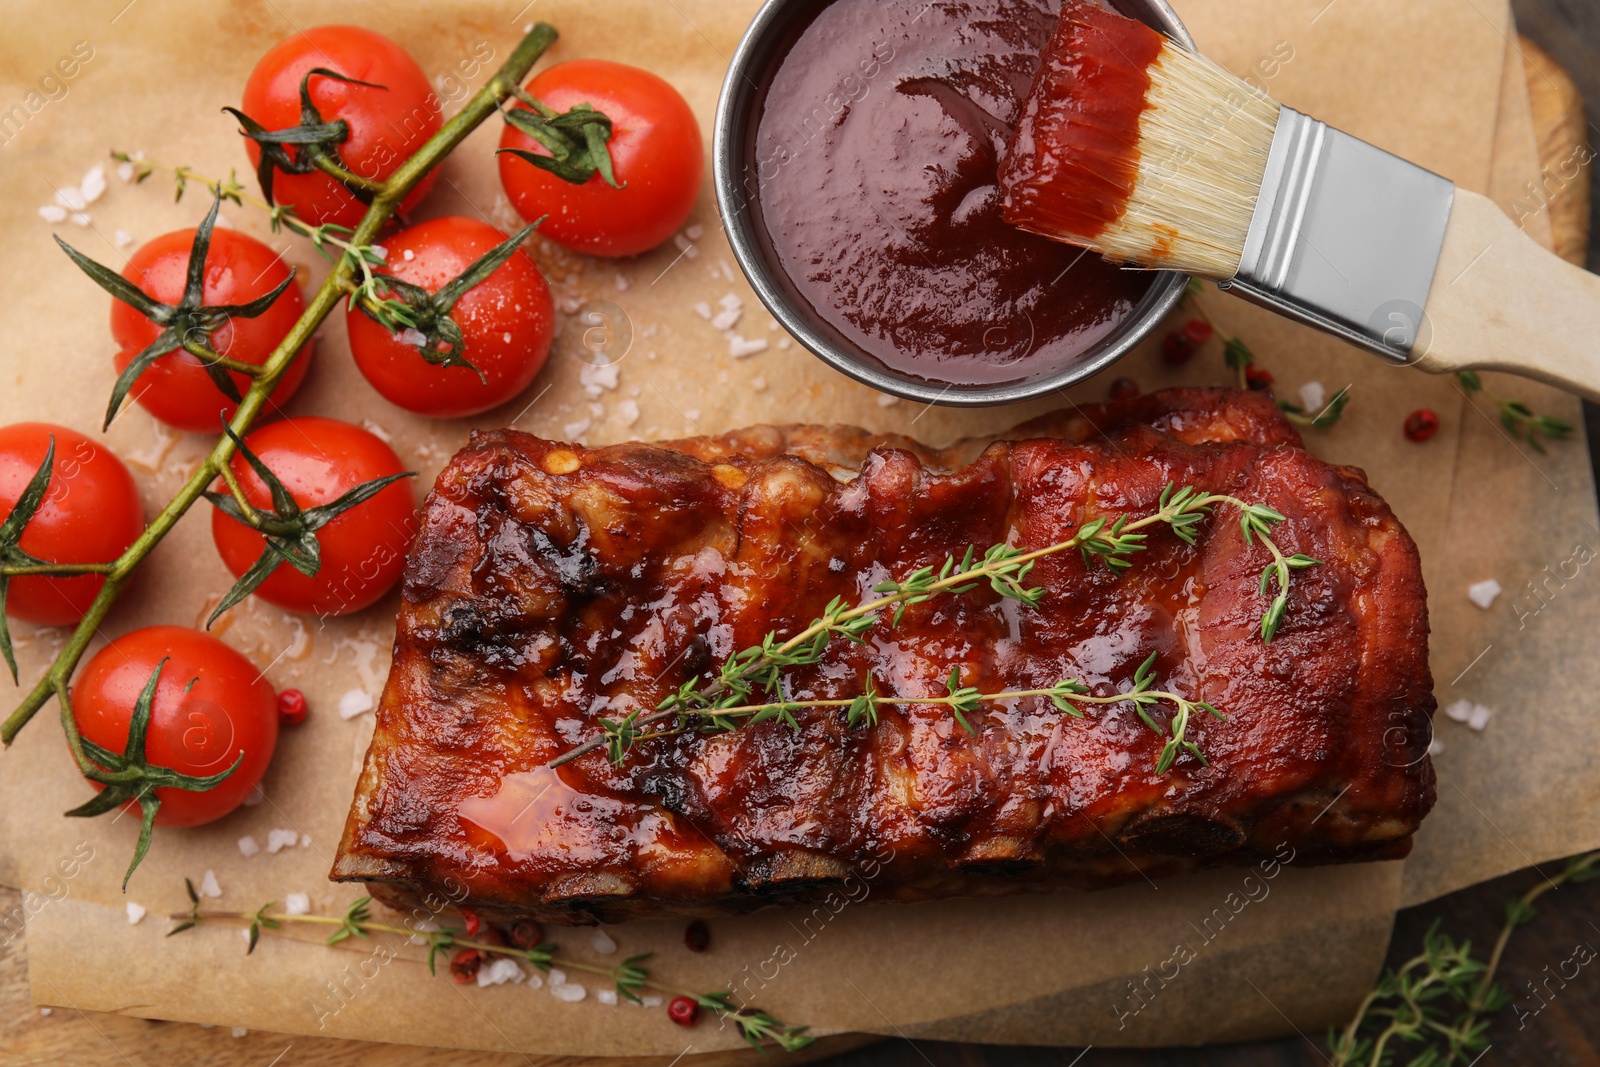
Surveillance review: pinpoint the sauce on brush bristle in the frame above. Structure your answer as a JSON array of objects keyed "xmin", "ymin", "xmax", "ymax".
[{"xmin": 999, "ymin": 1, "xmax": 1164, "ymax": 243}]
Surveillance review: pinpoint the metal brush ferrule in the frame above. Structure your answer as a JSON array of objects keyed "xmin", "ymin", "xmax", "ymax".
[{"xmin": 1221, "ymin": 108, "xmax": 1456, "ymax": 362}]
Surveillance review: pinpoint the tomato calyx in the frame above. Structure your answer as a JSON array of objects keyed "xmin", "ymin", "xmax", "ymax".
[
  {"xmin": 224, "ymin": 67, "xmax": 390, "ymax": 207},
  {"xmin": 65, "ymin": 659, "xmax": 243, "ymax": 891},
  {"xmin": 54, "ymin": 191, "xmax": 298, "ymax": 429},
  {"xmin": 203, "ymin": 424, "xmax": 416, "ymax": 626},
  {"xmin": 498, "ymin": 88, "xmax": 624, "ymax": 189},
  {"xmin": 0, "ymin": 439, "xmax": 56, "ymax": 682},
  {"xmin": 361, "ymin": 220, "xmax": 544, "ymax": 378}
]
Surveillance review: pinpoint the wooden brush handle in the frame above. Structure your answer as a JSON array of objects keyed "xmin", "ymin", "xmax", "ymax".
[{"xmin": 1412, "ymin": 189, "xmax": 1600, "ymax": 398}]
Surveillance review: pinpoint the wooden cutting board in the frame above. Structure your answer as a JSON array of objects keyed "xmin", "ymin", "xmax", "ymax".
[{"xmin": 0, "ymin": 34, "xmax": 1589, "ymax": 1067}]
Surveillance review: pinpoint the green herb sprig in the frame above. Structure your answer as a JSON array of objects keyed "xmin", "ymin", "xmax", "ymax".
[
  {"xmin": 1455, "ymin": 370, "xmax": 1572, "ymax": 453},
  {"xmin": 170, "ymin": 884, "xmax": 813, "ymax": 1053},
  {"xmin": 558, "ymin": 483, "xmax": 1315, "ymax": 770},
  {"xmin": 1328, "ymin": 849, "xmax": 1600, "ymax": 1066}
]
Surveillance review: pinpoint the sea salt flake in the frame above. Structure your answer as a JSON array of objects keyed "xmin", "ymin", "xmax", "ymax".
[
  {"xmin": 242, "ymin": 784, "xmax": 266, "ymax": 807},
  {"xmin": 300, "ymin": 833, "xmax": 312, "ymax": 848},
  {"xmin": 126, "ymin": 902, "xmax": 146, "ymax": 924},
  {"xmin": 55, "ymin": 186, "xmax": 87, "ymax": 211},
  {"xmin": 686, "ymin": 224, "xmax": 705, "ymax": 240},
  {"xmin": 616, "ymin": 399, "xmax": 640, "ymax": 427},
  {"xmin": 1467, "ymin": 704, "xmax": 1495, "ymax": 732},
  {"xmin": 237, "ymin": 835, "xmax": 261, "ymax": 858},
  {"xmin": 81, "ymin": 165, "xmax": 107, "ymax": 204},
  {"xmin": 284, "ymin": 893, "xmax": 311, "ymax": 916},
  {"xmin": 692, "ymin": 301, "xmax": 713, "ymax": 320},
  {"xmin": 361, "ymin": 419, "xmax": 393, "ymax": 443},
  {"xmin": 338, "ymin": 689, "xmax": 374, "ymax": 720},
  {"xmin": 710, "ymin": 307, "xmax": 742, "ymax": 331},
  {"xmin": 551, "ymin": 982, "xmax": 587, "ymax": 1002},
  {"xmin": 591, "ymin": 929, "xmax": 617, "ymax": 955},
  {"xmin": 265, "ymin": 828, "xmax": 300, "ymax": 854},
  {"xmin": 116, "ymin": 161, "xmax": 135, "ymax": 182},
  {"xmin": 564, "ymin": 418, "xmax": 592, "ymax": 439},
  {"xmin": 39, "ymin": 1008, "xmax": 51, "ymax": 1016},
  {"xmin": 640, "ymin": 995, "xmax": 663, "ymax": 1008},
  {"xmin": 615, "ymin": 273, "xmax": 629, "ymax": 291},
  {"xmin": 199, "ymin": 870, "xmax": 222, "ymax": 898},
  {"xmin": 402, "ymin": 248, "xmax": 415, "ymax": 261},
  {"xmin": 728, "ymin": 334, "xmax": 768, "ymax": 359},
  {"xmin": 231, "ymin": 1027, "xmax": 247, "ymax": 1038},
  {"xmin": 597, "ymin": 988, "xmax": 619, "ymax": 1005},
  {"xmin": 69, "ymin": 213, "xmax": 91, "ymax": 228},
  {"xmin": 1467, "ymin": 579, "xmax": 1502, "ymax": 609},
  {"xmin": 37, "ymin": 205, "xmax": 67, "ymax": 223},
  {"xmin": 878, "ymin": 394, "xmax": 900, "ymax": 407},
  {"xmin": 1444, "ymin": 699, "xmax": 1475, "ymax": 723},
  {"xmin": 526, "ymin": 972, "xmax": 544, "ymax": 989},
  {"xmin": 114, "ymin": 229, "xmax": 134, "ymax": 248},
  {"xmin": 719, "ymin": 293, "xmax": 743, "ymax": 310},
  {"xmin": 778, "ymin": 337, "xmax": 793, "ymax": 350},
  {"xmin": 750, "ymin": 376, "xmax": 768, "ymax": 391},
  {"xmin": 397, "ymin": 328, "xmax": 428, "ymax": 348},
  {"xmin": 1428, "ymin": 738, "xmax": 1445, "ymax": 756},
  {"xmin": 1299, "ymin": 381, "xmax": 1326, "ymax": 413},
  {"xmin": 477, "ymin": 957, "xmax": 526, "ymax": 986}
]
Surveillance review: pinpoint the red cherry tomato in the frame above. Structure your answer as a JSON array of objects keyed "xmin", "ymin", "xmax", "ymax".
[
  {"xmin": 0, "ymin": 424, "xmax": 142, "ymax": 626},
  {"xmin": 346, "ymin": 218, "xmax": 555, "ymax": 417},
  {"xmin": 72, "ymin": 626, "xmax": 278, "ymax": 827},
  {"xmin": 210, "ymin": 418, "xmax": 415, "ymax": 617},
  {"xmin": 112, "ymin": 228, "xmax": 312, "ymax": 433},
  {"xmin": 240, "ymin": 25, "xmax": 441, "ymax": 229},
  {"xmin": 1404, "ymin": 409, "xmax": 1440, "ymax": 443},
  {"xmin": 1161, "ymin": 319, "xmax": 1213, "ymax": 364},
  {"xmin": 498, "ymin": 60, "xmax": 703, "ymax": 257}
]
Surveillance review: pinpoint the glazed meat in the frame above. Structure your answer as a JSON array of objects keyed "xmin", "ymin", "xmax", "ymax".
[{"xmin": 332, "ymin": 388, "xmax": 1434, "ymax": 924}]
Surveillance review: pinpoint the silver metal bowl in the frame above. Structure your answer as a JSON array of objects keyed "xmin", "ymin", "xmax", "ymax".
[{"xmin": 713, "ymin": 0, "xmax": 1194, "ymax": 407}]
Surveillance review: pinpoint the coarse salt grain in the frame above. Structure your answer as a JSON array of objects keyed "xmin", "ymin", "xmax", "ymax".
[
  {"xmin": 719, "ymin": 293, "xmax": 742, "ymax": 310},
  {"xmin": 38, "ymin": 205, "xmax": 67, "ymax": 223},
  {"xmin": 231, "ymin": 1027, "xmax": 247, "ymax": 1038},
  {"xmin": 615, "ymin": 273, "xmax": 629, "ymax": 291},
  {"xmin": 1299, "ymin": 381, "xmax": 1326, "ymax": 413},
  {"xmin": 116, "ymin": 161, "xmax": 136, "ymax": 182},
  {"xmin": 640, "ymin": 995, "xmax": 663, "ymax": 1008},
  {"xmin": 39, "ymin": 1008, "xmax": 51, "ymax": 1016},
  {"xmin": 300, "ymin": 833, "xmax": 312, "ymax": 848},
  {"xmin": 778, "ymin": 337, "xmax": 792, "ymax": 350},
  {"xmin": 397, "ymin": 327, "xmax": 428, "ymax": 348},
  {"xmin": 591, "ymin": 929, "xmax": 617, "ymax": 955},
  {"xmin": 1428, "ymin": 738, "xmax": 1446, "ymax": 756},
  {"xmin": 265, "ymin": 829, "xmax": 300, "ymax": 854},
  {"xmin": 284, "ymin": 893, "xmax": 311, "ymax": 916},
  {"xmin": 1444, "ymin": 699, "xmax": 1474, "ymax": 723},
  {"xmin": 597, "ymin": 989, "xmax": 619, "ymax": 1005},
  {"xmin": 81, "ymin": 165, "xmax": 107, "ymax": 204},
  {"xmin": 199, "ymin": 870, "xmax": 222, "ymax": 898},
  {"xmin": 750, "ymin": 376, "xmax": 768, "ymax": 391},
  {"xmin": 710, "ymin": 307, "xmax": 742, "ymax": 331},
  {"xmin": 526, "ymin": 972, "xmax": 544, "ymax": 989},
  {"xmin": 878, "ymin": 394, "xmax": 899, "ymax": 407},
  {"xmin": 551, "ymin": 982, "xmax": 587, "ymax": 1002},
  {"xmin": 240, "ymin": 928, "xmax": 253, "ymax": 945},
  {"xmin": 338, "ymin": 689, "xmax": 374, "ymax": 720},
  {"xmin": 114, "ymin": 229, "xmax": 134, "ymax": 248},
  {"xmin": 692, "ymin": 301, "xmax": 713, "ymax": 320},
  {"xmin": 237, "ymin": 835, "xmax": 260, "ymax": 858},
  {"xmin": 1467, "ymin": 579, "xmax": 1501, "ymax": 610},
  {"xmin": 580, "ymin": 361, "xmax": 620, "ymax": 397},
  {"xmin": 684, "ymin": 409, "xmax": 701, "ymax": 422},
  {"xmin": 728, "ymin": 335, "xmax": 768, "ymax": 359},
  {"xmin": 616, "ymin": 399, "xmax": 640, "ymax": 427},
  {"xmin": 477, "ymin": 957, "xmax": 526, "ymax": 986},
  {"xmin": 126, "ymin": 902, "xmax": 146, "ymax": 924},
  {"xmin": 242, "ymin": 784, "xmax": 266, "ymax": 807},
  {"xmin": 686, "ymin": 224, "xmax": 705, "ymax": 240},
  {"xmin": 361, "ymin": 419, "xmax": 393, "ymax": 443},
  {"xmin": 69, "ymin": 213, "xmax": 91, "ymax": 228},
  {"xmin": 1467, "ymin": 704, "xmax": 1495, "ymax": 731},
  {"xmin": 55, "ymin": 186, "xmax": 87, "ymax": 211},
  {"xmin": 402, "ymin": 248, "xmax": 415, "ymax": 261},
  {"xmin": 564, "ymin": 418, "xmax": 592, "ymax": 439},
  {"xmin": 502, "ymin": 332, "xmax": 512, "ymax": 343}
]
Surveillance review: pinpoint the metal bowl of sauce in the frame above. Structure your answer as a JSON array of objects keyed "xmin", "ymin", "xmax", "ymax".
[{"xmin": 714, "ymin": 0, "xmax": 1193, "ymax": 406}]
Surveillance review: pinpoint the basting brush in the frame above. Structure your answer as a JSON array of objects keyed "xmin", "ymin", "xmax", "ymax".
[{"xmin": 998, "ymin": 0, "xmax": 1600, "ymax": 397}]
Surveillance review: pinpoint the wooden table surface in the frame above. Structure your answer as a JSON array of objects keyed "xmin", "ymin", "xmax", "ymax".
[{"xmin": 5, "ymin": 9, "xmax": 1599, "ymax": 1067}]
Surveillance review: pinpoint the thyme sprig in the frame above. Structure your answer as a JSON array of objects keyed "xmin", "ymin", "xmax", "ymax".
[
  {"xmin": 1455, "ymin": 370, "xmax": 1572, "ymax": 453},
  {"xmin": 2, "ymin": 24, "xmax": 568, "ymax": 885},
  {"xmin": 558, "ymin": 483, "xmax": 1314, "ymax": 769},
  {"xmin": 201, "ymin": 423, "xmax": 415, "ymax": 626},
  {"xmin": 1182, "ymin": 280, "xmax": 1352, "ymax": 429},
  {"xmin": 53, "ymin": 189, "xmax": 297, "ymax": 429},
  {"xmin": 170, "ymin": 885, "xmax": 813, "ymax": 1052},
  {"xmin": 1328, "ymin": 849, "xmax": 1600, "ymax": 1066},
  {"xmin": 499, "ymin": 87, "xmax": 624, "ymax": 188}
]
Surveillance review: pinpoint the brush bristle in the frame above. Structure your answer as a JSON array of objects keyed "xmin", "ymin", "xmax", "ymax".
[{"xmin": 1000, "ymin": 2, "xmax": 1280, "ymax": 279}]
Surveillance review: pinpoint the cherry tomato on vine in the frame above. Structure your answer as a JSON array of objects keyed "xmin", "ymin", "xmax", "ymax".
[
  {"xmin": 112, "ymin": 228, "xmax": 312, "ymax": 433},
  {"xmin": 0, "ymin": 424, "xmax": 142, "ymax": 626},
  {"xmin": 239, "ymin": 25, "xmax": 441, "ymax": 229},
  {"xmin": 498, "ymin": 60, "xmax": 703, "ymax": 257},
  {"xmin": 346, "ymin": 217, "xmax": 555, "ymax": 418},
  {"xmin": 72, "ymin": 626, "xmax": 278, "ymax": 827},
  {"xmin": 210, "ymin": 418, "xmax": 415, "ymax": 616}
]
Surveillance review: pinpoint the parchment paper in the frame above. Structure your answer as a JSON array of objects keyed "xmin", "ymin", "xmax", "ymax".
[{"xmin": 2, "ymin": 0, "xmax": 1597, "ymax": 1055}]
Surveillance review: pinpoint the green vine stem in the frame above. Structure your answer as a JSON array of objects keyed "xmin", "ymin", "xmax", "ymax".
[
  {"xmin": 1, "ymin": 24, "xmax": 561, "ymax": 756},
  {"xmin": 171, "ymin": 889, "xmax": 812, "ymax": 1052}
]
